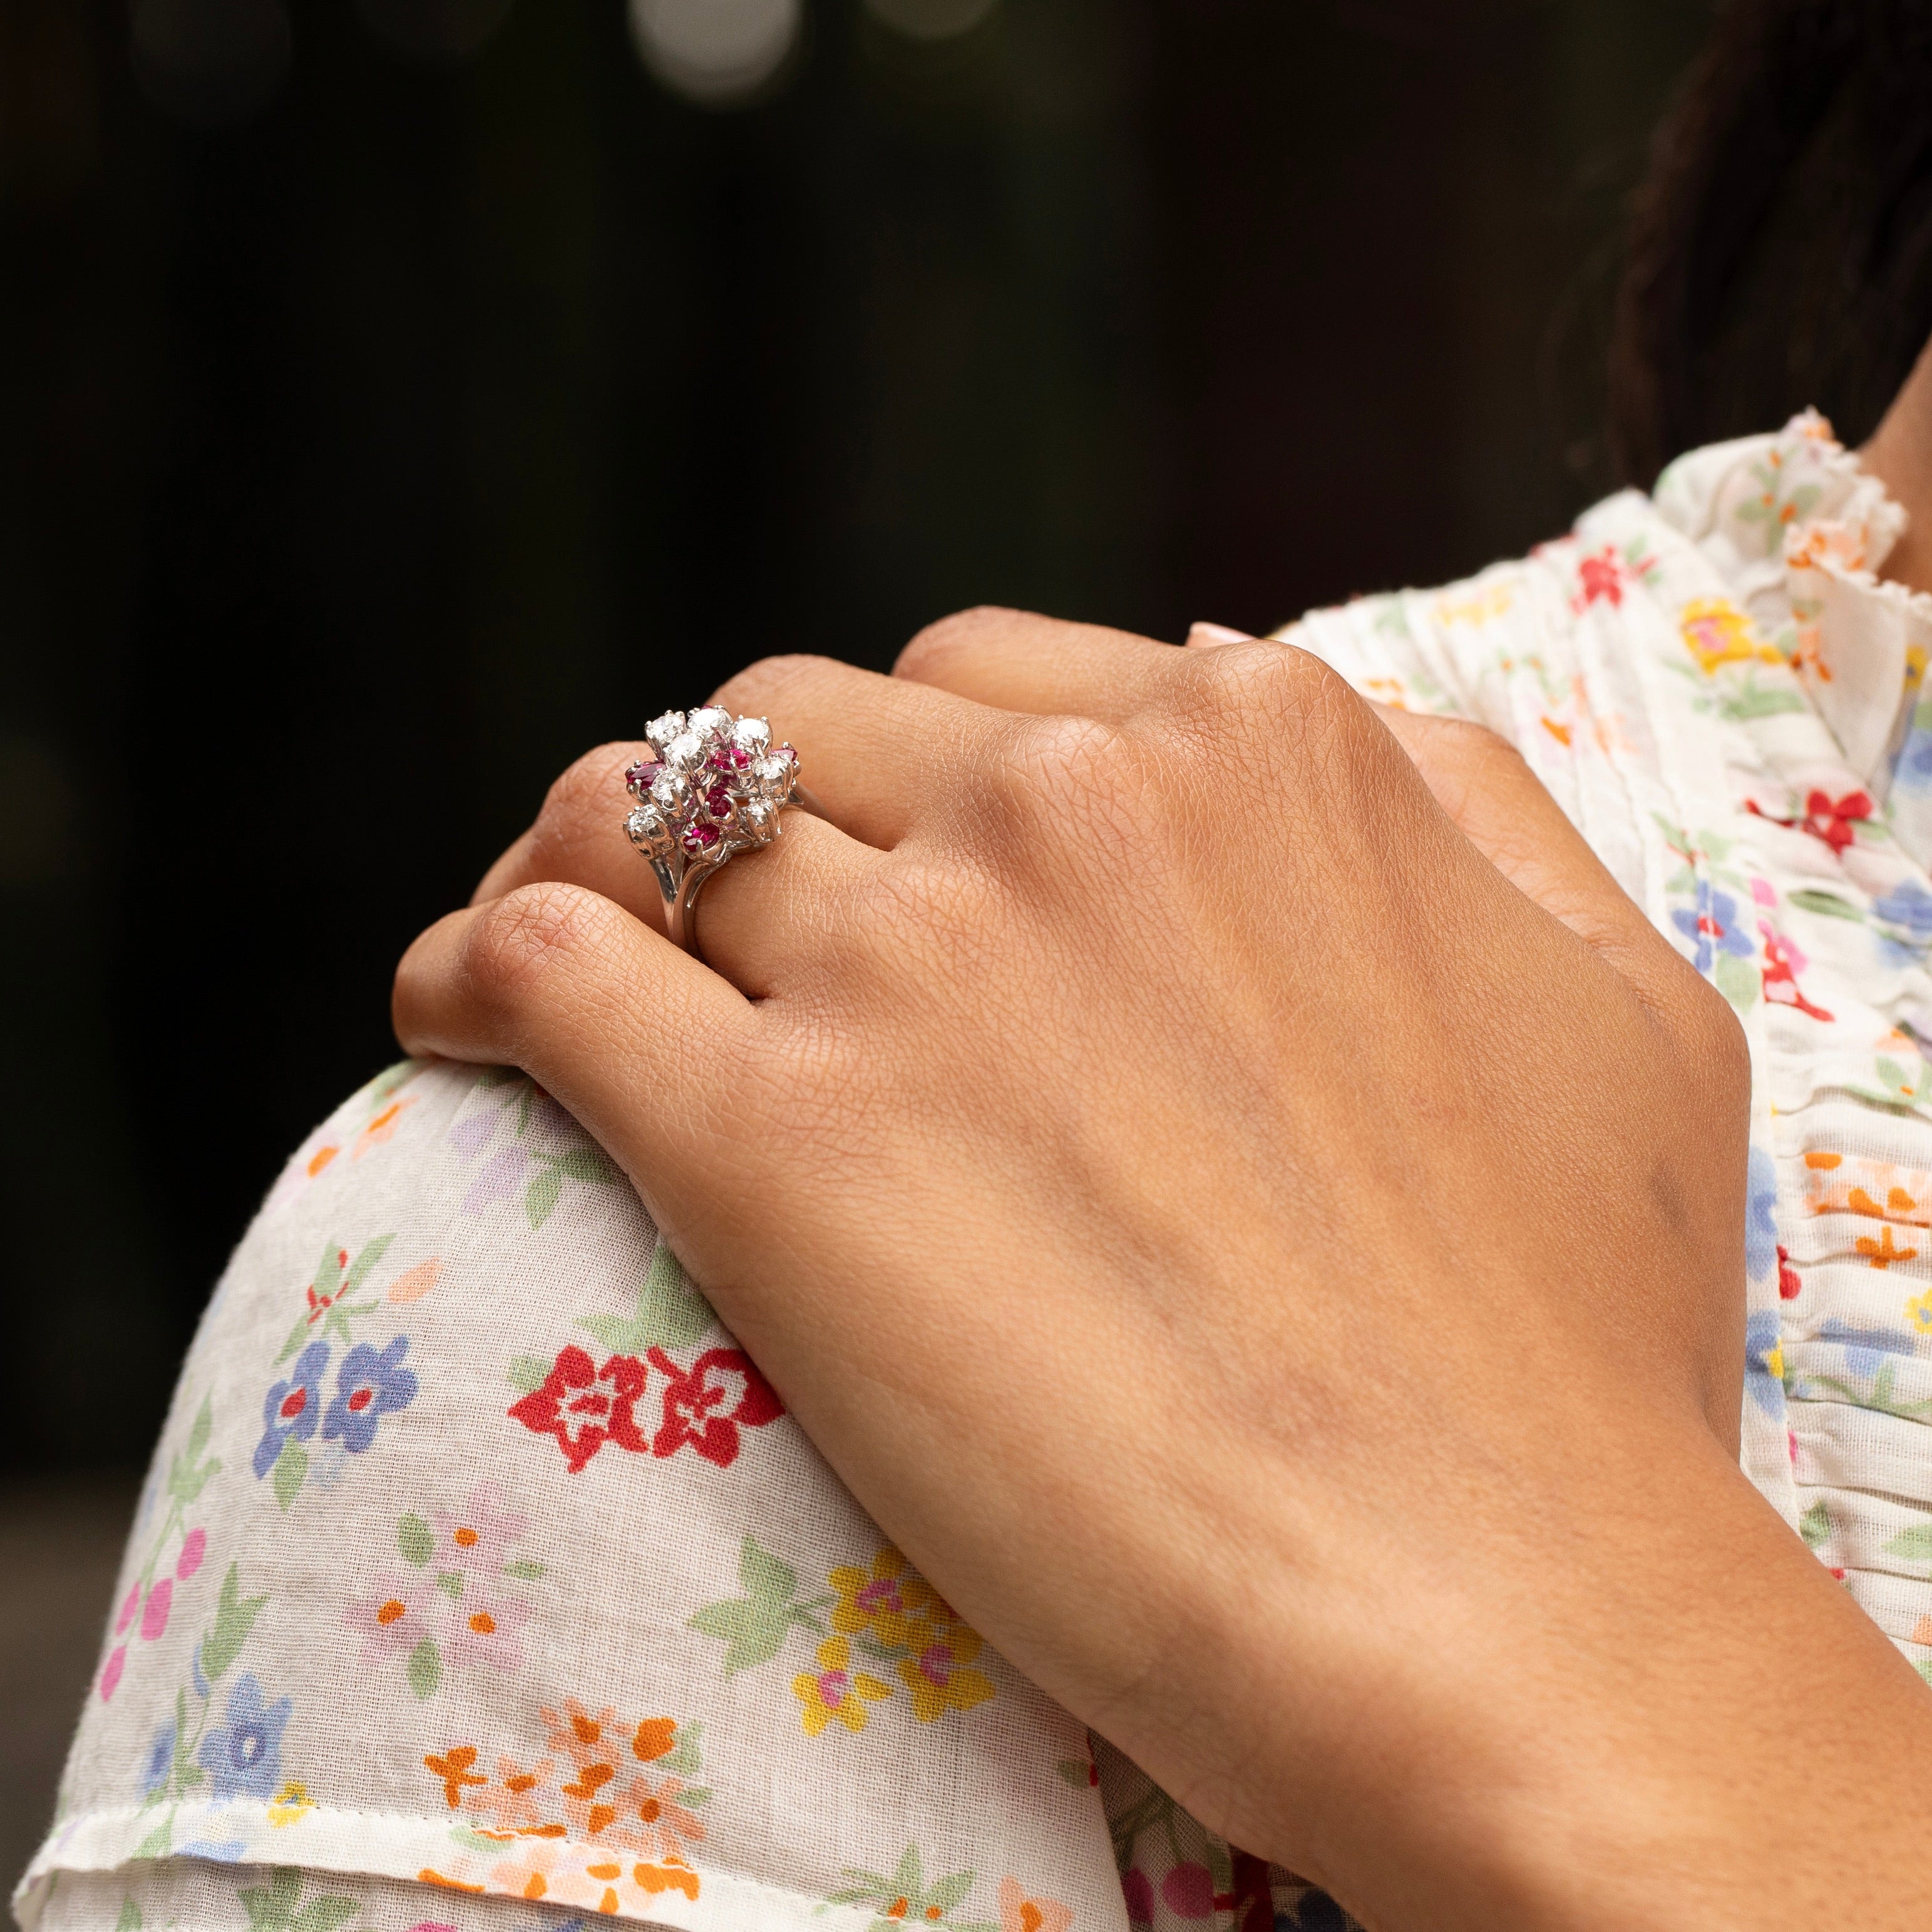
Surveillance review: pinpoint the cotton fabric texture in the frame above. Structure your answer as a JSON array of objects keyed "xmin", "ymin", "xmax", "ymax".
[{"xmin": 21, "ymin": 413, "xmax": 1932, "ymax": 1932}]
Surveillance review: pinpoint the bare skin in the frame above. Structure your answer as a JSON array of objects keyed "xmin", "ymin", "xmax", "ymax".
[
  {"xmin": 394, "ymin": 602, "xmax": 1932, "ymax": 1928},
  {"xmin": 1861, "ymin": 329, "xmax": 1932, "ymax": 593}
]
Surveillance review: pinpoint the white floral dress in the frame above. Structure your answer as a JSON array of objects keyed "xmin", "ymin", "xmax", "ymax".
[{"xmin": 18, "ymin": 414, "xmax": 1932, "ymax": 1932}]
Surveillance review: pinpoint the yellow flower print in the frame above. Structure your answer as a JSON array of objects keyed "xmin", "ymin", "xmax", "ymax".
[
  {"xmin": 266, "ymin": 1780, "xmax": 314, "ymax": 1827},
  {"xmin": 830, "ymin": 1547, "xmax": 940, "ymax": 1650},
  {"xmin": 1433, "ymin": 580, "xmax": 1515, "ymax": 628},
  {"xmin": 1680, "ymin": 597, "xmax": 1781, "ymax": 675},
  {"xmin": 1908, "ymin": 1286, "xmax": 1932, "ymax": 1333},
  {"xmin": 1764, "ymin": 1340, "xmax": 1786, "ymax": 1382},
  {"xmin": 896, "ymin": 1621, "xmax": 995, "ymax": 1724},
  {"xmin": 793, "ymin": 1635, "xmax": 891, "ymax": 1737}
]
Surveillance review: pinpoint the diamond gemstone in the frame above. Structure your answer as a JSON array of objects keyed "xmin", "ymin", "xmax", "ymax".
[
  {"xmin": 688, "ymin": 706, "xmax": 732, "ymax": 741},
  {"xmin": 751, "ymin": 753, "xmax": 793, "ymax": 797},
  {"xmin": 625, "ymin": 806, "xmax": 669, "ymax": 851},
  {"xmin": 665, "ymin": 731, "xmax": 706, "ymax": 772},
  {"xmin": 645, "ymin": 711, "xmax": 686, "ymax": 749},
  {"xmin": 739, "ymin": 798, "xmax": 776, "ymax": 840},
  {"xmin": 650, "ymin": 770, "xmax": 689, "ymax": 813},
  {"xmin": 731, "ymin": 716, "xmax": 771, "ymax": 754}
]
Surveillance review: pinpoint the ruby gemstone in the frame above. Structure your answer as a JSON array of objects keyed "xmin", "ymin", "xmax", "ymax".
[
  {"xmin": 682, "ymin": 821, "xmax": 722, "ymax": 853},
  {"xmin": 625, "ymin": 758, "xmax": 664, "ymax": 797}
]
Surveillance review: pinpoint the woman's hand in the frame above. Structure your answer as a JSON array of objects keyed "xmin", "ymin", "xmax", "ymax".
[{"xmin": 396, "ymin": 612, "xmax": 1932, "ymax": 1929}]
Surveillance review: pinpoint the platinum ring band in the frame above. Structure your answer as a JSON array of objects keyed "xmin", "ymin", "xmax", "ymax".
[{"xmin": 621, "ymin": 707, "xmax": 812, "ymax": 956}]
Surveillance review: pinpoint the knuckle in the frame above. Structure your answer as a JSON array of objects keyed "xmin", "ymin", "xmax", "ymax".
[
  {"xmin": 711, "ymin": 653, "xmax": 840, "ymax": 718},
  {"xmin": 533, "ymin": 742, "xmax": 635, "ymax": 848},
  {"xmin": 893, "ymin": 605, "xmax": 1025, "ymax": 682},
  {"xmin": 463, "ymin": 881, "xmax": 616, "ymax": 1009}
]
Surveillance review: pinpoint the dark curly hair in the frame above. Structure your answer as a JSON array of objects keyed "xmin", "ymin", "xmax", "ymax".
[{"xmin": 1610, "ymin": 0, "xmax": 1932, "ymax": 485}]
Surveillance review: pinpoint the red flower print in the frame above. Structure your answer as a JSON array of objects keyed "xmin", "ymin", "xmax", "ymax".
[
  {"xmin": 1759, "ymin": 922, "xmax": 1835, "ymax": 1023},
  {"xmin": 1747, "ymin": 788, "xmax": 1873, "ymax": 855},
  {"xmin": 1777, "ymin": 1244, "xmax": 1803, "ymax": 1301},
  {"xmin": 508, "ymin": 1346, "xmax": 649, "ymax": 1474},
  {"xmin": 645, "ymin": 1347, "xmax": 784, "ymax": 1469},
  {"xmin": 1571, "ymin": 544, "xmax": 1628, "ymax": 611}
]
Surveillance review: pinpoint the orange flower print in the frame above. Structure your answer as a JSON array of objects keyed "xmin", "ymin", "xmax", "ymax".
[
  {"xmin": 425, "ymin": 1744, "xmax": 488, "ymax": 1809},
  {"xmin": 352, "ymin": 1095, "xmax": 416, "ymax": 1159},
  {"xmin": 632, "ymin": 1716, "xmax": 677, "ymax": 1763},
  {"xmin": 897, "ymin": 1623, "xmax": 995, "ymax": 1724},
  {"xmin": 468, "ymin": 1755, "xmax": 557, "ymax": 1834},
  {"xmin": 610, "ymin": 1773, "xmax": 707, "ymax": 1864},
  {"xmin": 542, "ymin": 1699, "xmax": 621, "ymax": 1770},
  {"xmin": 558, "ymin": 1756, "xmax": 621, "ymax": 1840},
  {"xmin": 794, "ymin": 1635, "xmax": 892, "ymax": 1736},
  {"xmin": 486, "ymin": 1841, "xmax": 563, "ymax": 1904},
  {"xmin": 999, "ymin": 1878, "xmax": 1073, "ymax": 1932}
]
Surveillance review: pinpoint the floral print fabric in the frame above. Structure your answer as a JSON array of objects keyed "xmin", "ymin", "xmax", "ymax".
[{"xmin": 26, "ymin": 412, "xmax": 1932, "ymax": 1932}]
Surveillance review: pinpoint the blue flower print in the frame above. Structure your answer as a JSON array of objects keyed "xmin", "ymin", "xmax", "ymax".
[
  {"xmin": 1817, "ymin": 1317, "xmax": 1918, "ymax": 1380},
  {"xmin": 1744, "ymin": 1310, "xmax": 1787, "ymax": 1417},
  {"xmin": 254, "ymin": 1342, "xmax": 329, "ymax": 1479},
  {"xmin": 197, "ymin": 1672, "xmax": 290, "ymax": 1802},
  {"xmin": 1894, "ymin": 725, "xmax": 1932, "ymax": 796},
  {"xmin": 1670, "ymin": 884, "xmax": 1754, "ymax": 975},
  {"xmin": 321, "ymin": 1335, "xmax": 418, "ymax": 1453},
  {"xmin": 141, "ymin": 1719, "xmax": 177, "ymax": 1801},
  {"xmin": 178, "ymin": 1838, "xmax": 247, "ymax": 1863},
  {"xmin": 1745, "ymin": 1146, "xmax": 1779, "ymax": 1283},
  {"xmin": 1874, "ymin": 879, "xmax": 1932, "ymax": 941}
]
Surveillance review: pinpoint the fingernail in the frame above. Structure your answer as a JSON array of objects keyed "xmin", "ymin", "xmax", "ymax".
[{"xmin": 1185, "ymin": 621, "xmax": 1253, "ymax": 648}]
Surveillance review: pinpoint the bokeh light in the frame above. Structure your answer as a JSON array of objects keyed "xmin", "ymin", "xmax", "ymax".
[
  {"xmin": 863, "ymin": 0, "xmax": 997, "ymax": 41},
  {"xmin": 629, "ymin": 0, "xmax": 801, "ymax": 106},
  {"xmin": 130, "ymin": 0, "xmax": 290, "ymax": 127},
  {"xmin": 357, "ymin": 0, "xmax": 516, "ymax": 63}
]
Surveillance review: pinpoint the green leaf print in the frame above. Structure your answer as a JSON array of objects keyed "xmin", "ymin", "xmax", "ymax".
[
  {"xmin": 1798, "ymin": 1501, "xmax": 1831, "ymax": 1549},
  {"xmin": 407, "ymin": 1638, "xmax": 443, "ymax": 1698},
  {"xmin": 739, "ymin": 1536, "xmax": 797, "ymax": 1602},
  {"xmin": 557, "ymin": 1145, "xmax": 614, "ymax": 1183},
  {"xmin": 825, "ymin": 1846, "xmax": 996, "ymax": 1932},
  {"xmin": 115, "ymin": 1900, "xmax": 141, "ymax": 1932},
  {"xmin": 1883, "ymin": 1522, "xmax": 1932, "ymax": 1564},
  {"xmin": 1714, "ymin": 951, "xmax": 1759, "ymax": 1012},
  {"xmin": 688, "ymin": 1536, "xmax": 828, "ymax": 1675},
  {"xmin": 1787, "ymin": 889, "xmax": 1865, "ymax": 922},
  {"xmin": 398, "ymin": 1513, "xmax": 433, "ymax": 1566},
  {"xmin": 506, "ymin": 1355, "xmax": 553, "ymax": 1395},
  {"xmin": 504, "ymin": 1558, "xmax": 545, "ymax": 1581},
  {"xmin": 577, "ymin": 1241, "xmax": 717, "ymax": 1356},
  {"xmin": 168, "ymin": 1395, "xmax": 221, "ymax": 1505},
  {"xmin": 202, "ymin": 1563, "xmax": 269, "ymax": 1682},
  {"xmin": 525, "ymin": 1166, "xmax": 564, "ymax": 1229},
  {"xmin": 271, "ymin": 1438, "xmax": 307, "ymax": 1511},
  {"xmin": 130, "ymin": 1820, "xmax": 172, "ymax": 1861},
  {"xmin": 239, "ymin": 1870, "xmax": 359, "ymax": 1932}
]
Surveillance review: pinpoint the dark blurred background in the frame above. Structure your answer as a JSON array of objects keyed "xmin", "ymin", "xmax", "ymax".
[{"xmin": 2, "ymin": 0, "xmax": 1712, "ymax": 1879}]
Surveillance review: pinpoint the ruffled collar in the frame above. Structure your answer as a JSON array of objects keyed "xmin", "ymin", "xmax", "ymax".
[{"xmin": 1653, "ymin": 409, "xmax": 1932, "ymax": 867}]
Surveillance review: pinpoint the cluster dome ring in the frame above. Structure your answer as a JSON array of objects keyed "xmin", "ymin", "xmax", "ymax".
[{"xmin": 621, "ymin": 706, "xmax": 806, "ymax": 954}]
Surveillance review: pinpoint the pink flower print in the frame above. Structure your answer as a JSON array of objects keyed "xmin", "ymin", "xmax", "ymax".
[
  {"xmin": 431, "ymin": 1484, "xmax": 528, "ymax": 1574},
  {"xmin": 115, "ymin": 1581, "xmax": 141, "ymax": 1637},
  {"xmin": 1759, "ymin": 921, "xmax": 1836, "ymax": 1023},
  {"xmin": 177, "ymin": 1528, "xmax": 207, "ymax": 1581},
  {"xmin": 469, "ymin": 1754, "xmax": 557, "ymax": 1834},
  {"xmin": 99, "ymin": 1644, "xmax": 126, "ymax": 1701},
  {"xmin": 541, "ymin": 1698, "xmax": 624, "ymax": 1772},
  {"xmin": 483, "ymin": 1840, "xmax": 565, "ymax": 1906},
  {"xmin": 645, "ymin": 1346, "xmax": 784, "ymax": 1468},
  {"xmin": 443, "ymin": 1591, "xmax": 532, "ymax": 1671},
  {"xmin": 140, "ymin": 1577, "xmax": 173, "ymax": 1642},
  {"xmin": 465, "ymin": 1146, "xmax": 530, "ymax": 1215},
  {"xmin": 610, "ymin": 1774, "xmax": 706, "ymax": 1865},
  {"xmin": 344, "ymin": 1577, "xmax": 437, "ymax": 1659}
]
